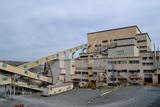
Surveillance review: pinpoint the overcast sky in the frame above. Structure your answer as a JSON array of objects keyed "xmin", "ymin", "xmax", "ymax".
[{"xmin": 0, "ymin": 0, "xmax": 160, "ymax": 61}]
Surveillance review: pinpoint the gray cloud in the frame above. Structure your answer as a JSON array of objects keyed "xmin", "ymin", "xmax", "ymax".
[{"xmin": 0, "ymin": 0, "xmax": 160, "ymax": 61}]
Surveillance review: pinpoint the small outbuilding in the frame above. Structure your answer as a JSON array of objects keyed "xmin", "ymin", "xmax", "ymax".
[{"xmin": 42, "ymin": 82, "xmax": 73, "ymax": 96}]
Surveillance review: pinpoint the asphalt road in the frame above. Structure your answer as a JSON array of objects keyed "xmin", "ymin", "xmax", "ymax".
[{"xmin": 0, "ymin": 86, "xmax": 160, "ymax": 107}]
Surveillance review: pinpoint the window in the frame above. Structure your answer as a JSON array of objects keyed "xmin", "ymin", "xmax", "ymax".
[
  {"xmin": 108, "ymin": 69, "xmax": 116, "ymax": 72},
  {"xmin": 102, "ymin": 40, "xmax": 108, "ymax": 43},
  {"xmin": 142, "ymin": 63, "xmax": 153, "ymax": 66},
  {"xmin": 88, "ymin": 67, "xmax": 92, "ymax": 69},
  {"xmin": 117, "ymin": 69, "xmax": 127, "ymax": 72},
  {"xmin": 82, "ymin": 79, "xmax": 88, "ymax": 82},
  {"xmin": 129, "ymin": 60, "xmax": 139, "ymax": 64},
  {"xmin": 144, "ymin": 74, "xmax": 152, "ymax": 78},
  {"xmin": 72, "ymin": 65, "xmax": 75, "ymax": 67},
  {"xmin": 137, "ymin": 40, "xmax": 147, "ymax": 43},
  {"xmin": 82, "ymin": 72, "xmax": 88, "ymax": 75},
  {"xmin": 93, "ymin": 72, "xmax": 97, "ymax": 75},
  {"xmin": 140, "ymin": 50, "xmax": 147, "ymax": 53},
  {"xmin": 75, "ymin": 72, "xmax": 81, "ymax": 74},
  {"xmin": 117, "ymin": 61, "xmax": 127, "ymax": 64},
  {"xmin": 122, "ymin": 69, "xmax": 127, "ymax": 72},
  {"xmin": 110, "ymin": 78, "xmax": 116, "ymax": 81},
  {"xmin": 143, "ymin": 70, "xmax": 154, "ymax": 73},
  {"xmin": 149, "ymin": 57, "xmax": 153, "ymax": 60},
  {"xmin": 108, "ymin": 61, "xmax": 116, "ymax": 64},
  {"xmin": 156, "ymin": 56, "xmax": 159, "ymax": 60},
  {"xmin": 129, "ymin": 70, "xmax": 140, "ymax": 73},
  {"xmin": 139, "ymin": 46, "xmax": 147, "ymax": 48},
  {"xmin": 95, "ymin": 44, "xmax": 101, "ymax": 47},
  {"xmin": 142, "ymin": 57, "xmax": 147, "ymax": 60}
]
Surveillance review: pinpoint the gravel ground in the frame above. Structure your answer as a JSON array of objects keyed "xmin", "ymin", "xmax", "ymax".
[
  {"xmin": 0, "ymin": 88, "xmax": 104, "ymax": 107},
  {"xmin": 0, "ymin": 86, "xmax": 160, "ymax": 107}
]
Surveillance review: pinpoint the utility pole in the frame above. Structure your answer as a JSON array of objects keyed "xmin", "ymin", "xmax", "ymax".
[
  {"xmin": 10, "ymin": 74, "xmax": 12, "ymax": 97},
  {"xmin": 111, "ymin": 58, "xmax": 115, "ymax": 87},
  {"xmin": 111, "ymin": 41, "xmax": 116, "ymax": 88},
  {"xmin": 157, "ymin": 46, "xmax": 160, "ymax": 69},
  {"xmin": 13, "ymin": 74, "xmax": 16, "ymax": 96}
]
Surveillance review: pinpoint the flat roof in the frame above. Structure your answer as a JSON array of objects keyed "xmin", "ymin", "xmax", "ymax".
[{"xmin": 87, "ymin": 25, "xmax": 142, "ymax": 34}]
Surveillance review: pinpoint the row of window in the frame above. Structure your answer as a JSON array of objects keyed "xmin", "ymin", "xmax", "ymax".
[
  {"xmin": 81, "ymin": 79, "xmax": 89, "ymax": 82},
  {"xmin": 144, "ymin": 74, "xmax": 152, "ymax": 78},
  {"xmin": 143, "ymin": 70, "xmax": 154, "ymax": 73},
  {"xmin": 140, "ymin": 50, "xmax": 147, "ymax": 53},
  {"xmin": 142, "ymin": 62, "xmax": 154, "ymax": 66},
  {"xmin": 129, "ymin": 70, "xmax": 140, "ymax": 72},
  {"xmin": 107, "ymin": 60, "xmax": 139, "ymax": 64},
  {"xmin": 139, "ymin": 46, "xmax": 147, "ymax": 48},
  {"xmin": 76, "ymin": 68, "xmax": 155, "ymax": 75},
  {"xmin": 94, "ymin": 40, "xmax": 147, "ymax": 49},
  {"xmin": 108, "ymin": 69, "xmax": 140, "ymax": 73},
  {"xmin": 137, "ymin": 40, "xmax": 147, "ymax": 43},
  {"xmin": 117, "ymin": 61, "xmax": 127, "ymax": 64},
  {"xmin": 76, "ymin": 69, "xmax": 155, "ymax": 74},
  {"xmin": 142, "ymin": 57, "xmax": 153, "ymax": 60},
  {"xmin": 95, "ymin": 44, "xmax": 101, "ymax": 47},
  {"xmin": 75, "ymin": 72, "xmax": 97, "ymax": 75},
  {"xmin": 143, "ymin": 56, "xmax": 159, "ymax": 60},
  {"xmin": 108, "ymin": 69, "xmax": 127, "ymax": 72},
  {"xmin": 129, "ymin": 60, "xmax": 139, "ymax": 64},
  {"xmin": 109, "ymin": 78, "xmax": 127, "ymax": 81}
]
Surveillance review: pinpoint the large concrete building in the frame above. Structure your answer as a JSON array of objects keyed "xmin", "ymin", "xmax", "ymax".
[
  {"xmin": 73, "ymin": 25, "xmax": 160, "ymax": 87},
  {"xmin": 0, "ymin": 25, "xmax": 160, "ymax": 95}
]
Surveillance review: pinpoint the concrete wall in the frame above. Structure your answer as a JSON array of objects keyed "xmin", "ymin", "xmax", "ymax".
[
  {"xmin": 87, "ymin": 26, "xmax": 141, "ymax": 53},
  {"xmin": 30, "ymin": 59, "xmax": 74, "ymax": 84},
  {"xmin": 137, "ymin": 33, "xmax": 152, "ymax": 53},
  {"xmin": 108, "ymin": 46, "xmax": 139, "ymax": 58},
  {"xmin": 48, "ymin": 60, "xmax": 74, "ymax": 83},
  {"xmin": 74, "ymin": 57, "xmax": 147, "ymax": 86},
  {"xmin": 43, "ymin": 83, "xmax": 73, "ymax": 96}
]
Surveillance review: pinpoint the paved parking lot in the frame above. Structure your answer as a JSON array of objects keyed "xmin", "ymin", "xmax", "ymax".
[{"xmin": 0, "ymin": 86, "xmax": 160, "ymax": 107}]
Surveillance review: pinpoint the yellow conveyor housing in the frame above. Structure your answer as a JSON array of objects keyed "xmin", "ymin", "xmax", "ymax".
[
  {"xmin": 0, "ymin": 62, "xmax": 52, "ymax": 83},
  {"xmin": 18, "ymin": 44, "xmax": 87, "ymax": 70}
]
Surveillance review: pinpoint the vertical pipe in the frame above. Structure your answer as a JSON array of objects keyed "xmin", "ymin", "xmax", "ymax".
[
  {"xmin": 13, "ymin": 75, "xmax": 15, "ymax": 96},
  {"xmin": 154, "ymin": 43, "xmax": 157, "ymax": 69},
  {"xmin": 22, "ymin": 87, "xmax": 23, "ymax": 95},
  {"xmin": 14, "ymin": 85, "xmax": 15, "ymax": 96},
  {"xmin": 4, "ymin": 85, "xmax": 6, "ymax": 97},
  {"xmin": 9, "ymin": 85, "xmax": 12, "ymax": 97}
]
